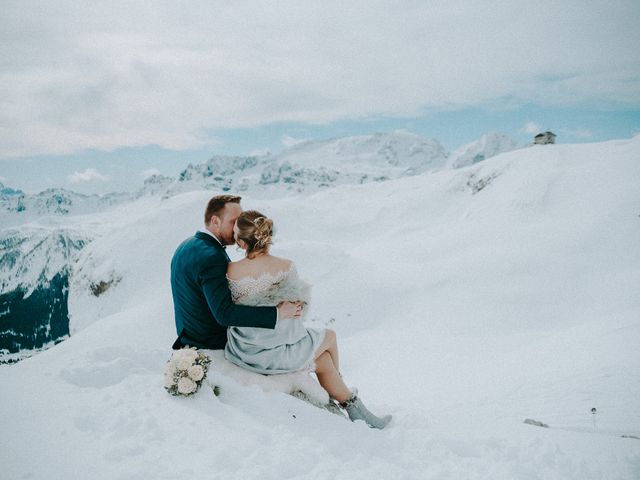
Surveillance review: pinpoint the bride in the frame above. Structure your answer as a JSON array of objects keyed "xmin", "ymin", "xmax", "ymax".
[{"xmin": 224, "ymin": 210, "xmax": 392, "ymax": 429}]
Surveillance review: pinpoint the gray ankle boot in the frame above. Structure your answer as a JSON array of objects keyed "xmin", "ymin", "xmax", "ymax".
[{"xmin": 342, "ymin": 396, "xmax": 392, "ymax": 429}]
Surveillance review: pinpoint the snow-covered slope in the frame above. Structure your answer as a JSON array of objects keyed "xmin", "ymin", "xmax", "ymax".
[
  {"xmin": 0, "ymin": 195, "xmax": 170, "ymax": 358},
  {"xmin": 0, "ymin": 131, "xmax": 517, "ymax": 357},
  {"xmin": 0, "ymin": 227, "xmax": 91, "ymax": 354},
  {"xmin": 1, "ymin": 136, "xmax": 639, "ymax": 478}
]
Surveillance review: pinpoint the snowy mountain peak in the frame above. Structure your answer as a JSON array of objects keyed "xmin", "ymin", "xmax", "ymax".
[
  {"xmin": 0, "ymin": 226, "xmax": 90, "ymax": 294},
  {"xmin": 139, "ymin": 174, "xmax": 175, "ymax": 196},
  {"xmin": 278, "ymin": 130, "xmax": 448, "ymax": 174},
  {"xmin": 0, "ymin": 184, "xmax": 133, "ymax": 228},
  {"xmin": 160, "ymin": 132, "xmax": 451, "ymax": 197},
  {"xmin": 178, "ymin": 156, "xmax": 261, "ymax": 182},
  {"xmin": 447, "ymin": 132, "xmax": 520, "ymax": 169},
  {"xmin": 0, "ymin": 182, "xmax": 24, "ymax": 198}
]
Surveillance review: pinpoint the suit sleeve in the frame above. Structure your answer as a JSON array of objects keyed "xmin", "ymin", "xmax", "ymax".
[{"xmin": 199, "ymin": 257, "xmax": 277, "ymax": 329}]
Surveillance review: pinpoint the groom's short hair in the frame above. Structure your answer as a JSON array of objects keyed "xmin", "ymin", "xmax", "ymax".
[{"xmin": 204, "ymin": 195, "xmax": 241, "ymax": 225}]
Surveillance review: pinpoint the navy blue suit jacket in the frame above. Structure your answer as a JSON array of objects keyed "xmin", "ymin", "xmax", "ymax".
[{"xmin": 170, "ymin": 231, "xmax": 276, "ymax": 349}]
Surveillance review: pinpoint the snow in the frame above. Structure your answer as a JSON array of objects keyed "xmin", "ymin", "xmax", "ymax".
[
  {"xmin": 1, "ymin": 136, "xmax": 640, "ymax": 479},
  {"xmin": 446, "ymin": 132, "xmax": 521, "ymax": 169},
  {"xmin": 277, "ymin": 130, "xmax": 449, "ymax": 174}
]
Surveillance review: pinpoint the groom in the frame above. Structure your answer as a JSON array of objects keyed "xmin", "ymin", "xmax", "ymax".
[{"xmin": 170, "ymin": 194, "xmax": 300, "ymax": 350}]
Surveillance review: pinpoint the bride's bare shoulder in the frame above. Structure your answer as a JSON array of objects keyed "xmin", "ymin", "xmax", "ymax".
[
  {"xmin": 227, "ymin": 255, "xmax": 293, "ymax": 280},
  {"xmin": 226, "ymin": 259, "xmax": 249, "ymax": 280},
  {"xmin": 269, "ymin": 256, "xmax": 294, "ymax": 270}
]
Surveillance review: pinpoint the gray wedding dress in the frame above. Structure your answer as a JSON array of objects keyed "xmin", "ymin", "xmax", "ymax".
[{"xmin": 224, "ymin": 263, "xmax": 325, "ymax": 374}]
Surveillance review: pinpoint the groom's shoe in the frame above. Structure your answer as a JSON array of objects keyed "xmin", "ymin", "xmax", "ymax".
[{"xmin": 342, "ymin": 395, "xmax": 392, "ymax": 429}]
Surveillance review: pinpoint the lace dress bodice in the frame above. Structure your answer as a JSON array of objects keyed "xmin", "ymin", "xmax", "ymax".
[{"xmin": 227, "ymin": 262, "xmax": 298, "ymax": 306}]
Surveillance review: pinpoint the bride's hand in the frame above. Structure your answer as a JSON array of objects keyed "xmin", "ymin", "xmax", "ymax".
[{"xmin": 277, "ymin": 301, "xmax": 303, "ymax": 320}]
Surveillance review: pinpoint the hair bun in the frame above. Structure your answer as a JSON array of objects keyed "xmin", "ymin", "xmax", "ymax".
[
  {"xmin": 236, "ymin": 210, "xmax": 274, "ymax": 257},
  {"xmin": 253, "ymin": 217, "xmax": 273, "ymax": 247}
]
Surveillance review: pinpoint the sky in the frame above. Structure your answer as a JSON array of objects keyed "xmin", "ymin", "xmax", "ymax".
[{"xmin": 1, "ymin": 0, "xmax": 639, "ymax": 194}]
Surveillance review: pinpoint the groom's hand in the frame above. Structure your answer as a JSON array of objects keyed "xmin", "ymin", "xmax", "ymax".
[{"xmin": 277, "ymin": 301, "xmax": 302, "ymax": 320}]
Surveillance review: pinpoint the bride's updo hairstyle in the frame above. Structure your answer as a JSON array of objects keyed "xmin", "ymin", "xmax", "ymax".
[{"xmin": 236, "ymin": 210, "xmax": 274, "ymax": 258}]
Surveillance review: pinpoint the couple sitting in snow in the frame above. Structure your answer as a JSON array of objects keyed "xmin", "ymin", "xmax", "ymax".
[{"xmin": 170, "ymin": 195, "xmax": 391, "ymax": 429}]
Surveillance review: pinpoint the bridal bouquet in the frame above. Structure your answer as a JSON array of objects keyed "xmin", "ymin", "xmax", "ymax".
[{"xmin": 164, "ymin": 347, "xmax": 212, "ymax": 396}]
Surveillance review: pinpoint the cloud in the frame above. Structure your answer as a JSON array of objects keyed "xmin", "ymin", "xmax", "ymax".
[
  {"xmin": 521, "ymin": 122, "xmax": 542, "ymax": 135},
  {"xmin": 1, "ymin": 1, "xmax": 639, "ymax": 157},
  {"xmin": 68, "ymin": 168, "xmax": 111, "ymax": 184}
]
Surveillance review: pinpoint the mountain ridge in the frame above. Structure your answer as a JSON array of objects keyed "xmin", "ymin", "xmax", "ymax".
[{"xmin": 0, "ymin": 131, "xmax": 521, "ymax": 227}]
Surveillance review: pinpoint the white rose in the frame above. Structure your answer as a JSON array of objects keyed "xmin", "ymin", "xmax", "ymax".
[
  {"xmin": 169, "ymin": 355, "xmax": 178, "ymax": 365},
  {"xmin": 187, "ymin": 364, "xmax": 204, "ymax": 381},
  {"xmin": 177, "ymin": 377, "xmax": 197, "ymax": 395},
  {"xmin": 179, "ymin": 349, "xmax": 198, "ymax": 362},
  {"xmin": 164, "ymin": 373, "xmax": 176, "ymax": 388},
  {"xmin": 165, "ymin": 362, "xmax": 177, "ymax": 377},
  {"xmin": 177, "ymin": 358, "xmax": 193, "ymax": 371},
  {"xmin": 168, "ymin": 352, "xmax": 182, "ymax": 365}
]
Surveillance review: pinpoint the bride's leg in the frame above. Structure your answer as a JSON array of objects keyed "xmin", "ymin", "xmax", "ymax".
[
  {"xmin": 314, "ymin": 351, "xmax": 351, "ymax": 403},
  {"xmin": 313, "ymin": 329, "xmax": 340, "ymax": 372}
]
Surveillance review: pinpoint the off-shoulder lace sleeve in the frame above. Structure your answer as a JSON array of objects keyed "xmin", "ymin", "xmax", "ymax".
[{"xmin": 227, "ymin": 262, "xmax": 297, "ymax": 304}]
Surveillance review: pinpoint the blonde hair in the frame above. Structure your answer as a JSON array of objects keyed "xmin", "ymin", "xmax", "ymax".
[{"xmin": 235, "ymin": 210, "xmax": 273, "ymax": 258}]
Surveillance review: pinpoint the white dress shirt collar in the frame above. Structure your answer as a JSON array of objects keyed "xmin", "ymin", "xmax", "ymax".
[{"xmin": 198, "ymin": 228, "xmax": 224, "ymax": 247}]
